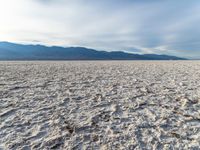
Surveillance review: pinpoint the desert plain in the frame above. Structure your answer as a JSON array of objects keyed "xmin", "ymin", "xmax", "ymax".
[{"xmin": 0, "ymin": 61, "xmax": 200, "ymax": 150}]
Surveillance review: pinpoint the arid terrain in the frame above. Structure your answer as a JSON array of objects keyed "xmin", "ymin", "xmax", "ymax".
[{"xmin": 0, "ymin": 61, "xmax": 200, "ymax": 150}]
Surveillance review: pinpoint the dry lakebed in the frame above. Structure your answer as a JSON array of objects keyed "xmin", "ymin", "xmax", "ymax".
[{"xmin": 0, "ymin": 61, "xmax": 200, "ymax": 149}]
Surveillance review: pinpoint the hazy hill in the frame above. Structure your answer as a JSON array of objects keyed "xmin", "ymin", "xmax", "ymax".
[{"xmin": 0, "ymin": 42, "xmax": 186, "ymax": 60}]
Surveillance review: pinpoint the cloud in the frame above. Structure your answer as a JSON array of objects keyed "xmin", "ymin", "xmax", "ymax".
[{"xmin": 0, "ymin": 0, "xmax": 200, "ymax": 58}]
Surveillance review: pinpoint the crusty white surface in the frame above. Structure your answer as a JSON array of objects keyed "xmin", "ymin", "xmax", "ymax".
[{"xmin": 0, "ymin": 61, "xmax": 200, "ymax": 150}]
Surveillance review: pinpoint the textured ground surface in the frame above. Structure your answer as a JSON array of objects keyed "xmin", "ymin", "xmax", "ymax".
[{"xmin": 0, "ymin": 61, "xmax": 200, "ymax": 150}]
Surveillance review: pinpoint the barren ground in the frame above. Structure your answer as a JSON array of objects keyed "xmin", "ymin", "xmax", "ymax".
[{"xmin": 0, "ymin": 61, "xmax": 200, "ymax": 150}]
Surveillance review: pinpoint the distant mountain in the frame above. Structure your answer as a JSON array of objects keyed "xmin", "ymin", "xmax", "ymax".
[{"xmin": 0, "ymin": 42, "xmax": 186, "ymax": 60}]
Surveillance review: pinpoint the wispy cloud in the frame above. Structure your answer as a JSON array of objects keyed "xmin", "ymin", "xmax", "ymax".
[{"xmin": 0, "ymin": 0, "xmax": 200, "ymax": 58}]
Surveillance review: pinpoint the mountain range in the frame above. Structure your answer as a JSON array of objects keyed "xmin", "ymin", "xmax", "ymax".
[{"xmin": 0, "ymin": 42, "xmax": 186, "ymax": 60}]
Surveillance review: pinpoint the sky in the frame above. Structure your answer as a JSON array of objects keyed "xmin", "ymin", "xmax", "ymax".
[{"xmin": 0, "ymin": 0, "xmax": 200, "ymax": 58}]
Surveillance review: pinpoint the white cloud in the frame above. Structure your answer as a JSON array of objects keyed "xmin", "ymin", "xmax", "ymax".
[{"xmin": 0, "ymin": 0, "xmax": 200, "ymax": 58}]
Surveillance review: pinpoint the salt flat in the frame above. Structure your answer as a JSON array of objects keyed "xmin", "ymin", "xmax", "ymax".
[{"xmin": 0, "ymin": 61, "xmax": 200, "ymax": 150}]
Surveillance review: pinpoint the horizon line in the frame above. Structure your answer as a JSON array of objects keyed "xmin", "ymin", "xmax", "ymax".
[{"xmin": 0, "ymin": 41, "xmax": 191, "ymax": 59}]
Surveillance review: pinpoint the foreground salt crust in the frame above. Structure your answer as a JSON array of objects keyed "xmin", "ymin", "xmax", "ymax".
[{"xmin": 0, "ymin": 61, "xmax": 200, "ymax": 149}]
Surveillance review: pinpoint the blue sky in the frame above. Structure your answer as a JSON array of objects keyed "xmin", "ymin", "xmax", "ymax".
[{"xmin": 0, "ymin": 0, "xmax": 200, "ymax": 58}]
